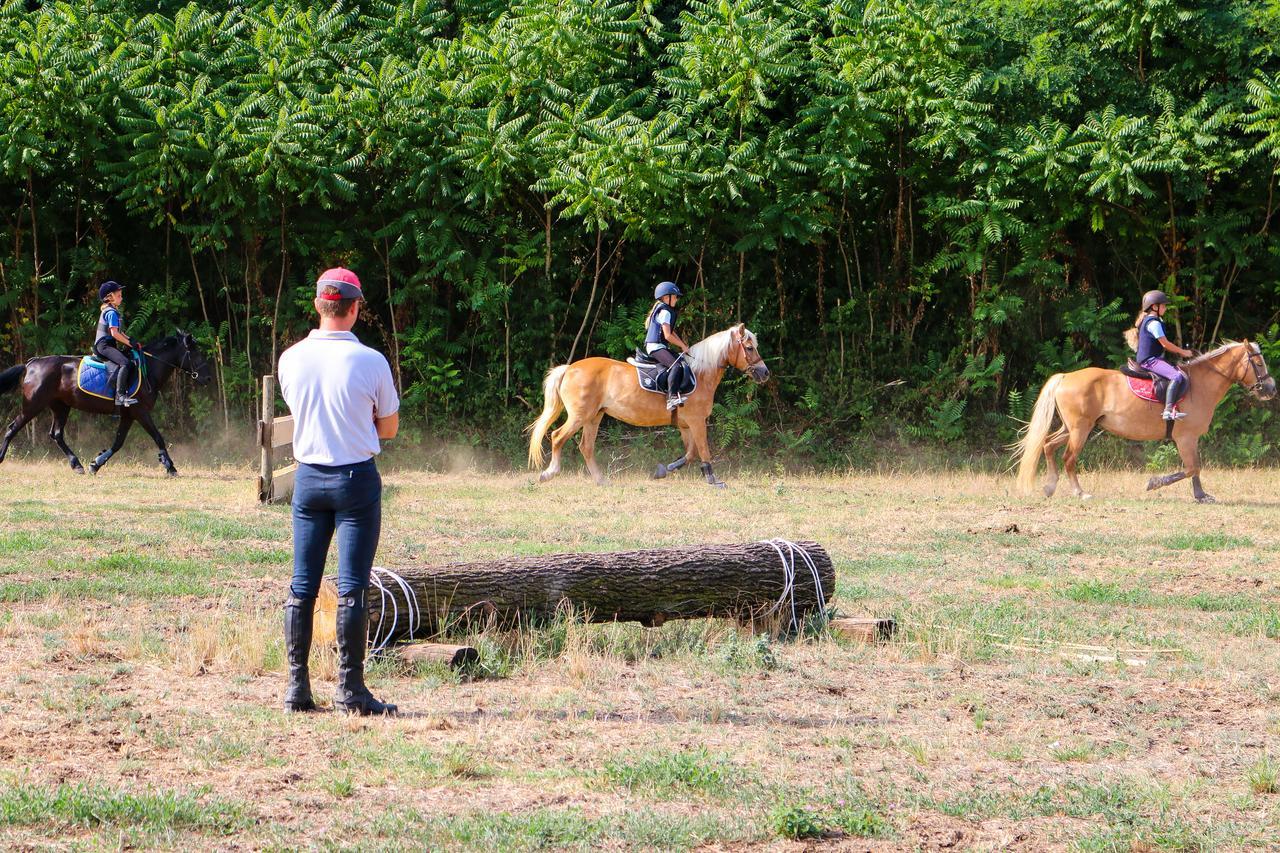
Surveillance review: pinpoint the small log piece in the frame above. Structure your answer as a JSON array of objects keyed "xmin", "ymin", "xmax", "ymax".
[
  {"xmin": 400, "ymin": 643, "xmax": 479, "ymax": 669},
  {"xmin": 831, "ymin": 617, "xmax": 896, "ymax": 644}
]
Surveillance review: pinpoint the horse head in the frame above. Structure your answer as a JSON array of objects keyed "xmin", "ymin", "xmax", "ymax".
[
  {"xmin": 174, "ymin": 329, "xmax": 215, "ymax": 387},
  {"xmin": 729, "ymin": 323, "xmax": 770, "ymax": 384},
  {"xmin": 1241, "ymin": 340, "xmax": 1276, "ymax": 400}
]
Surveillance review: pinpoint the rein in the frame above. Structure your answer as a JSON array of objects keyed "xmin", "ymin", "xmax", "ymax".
[{"xmin": 144, "ymin": 343, "xmax": 199, "ymax": 380}]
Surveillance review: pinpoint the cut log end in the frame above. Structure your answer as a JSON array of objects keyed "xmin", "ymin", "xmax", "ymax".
[
  {"xmin": 400, "ymin": 643, "xmax": 479, "ymax": 669},
  {"xmin": 831, "ymin": 617, "xmax": 896, "ymax": 644}
]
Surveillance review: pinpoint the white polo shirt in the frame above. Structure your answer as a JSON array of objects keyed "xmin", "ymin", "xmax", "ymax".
[{"xmin": 278, "ymin": 330, "xmax": 399, "ymax": 466}]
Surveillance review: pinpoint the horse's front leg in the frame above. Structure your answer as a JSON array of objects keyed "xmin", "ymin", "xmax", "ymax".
[
  {"xmin": 685, "ymin": 418, "xmax": 725, "ymax": 488},
  {"xmin": 134, "ymin": 410, "xmax": 178, "ymax": 476},
  {"xmin": 1175, "ymin": 434, "xmax": 1212, "ymax": 503},
  {"xmin": 653, "ymin": 425, "xmax": 692, "ymax": 480},
  {"xmin": 90, "ymin": 417, "xmax": 133, "ymax": 474}
]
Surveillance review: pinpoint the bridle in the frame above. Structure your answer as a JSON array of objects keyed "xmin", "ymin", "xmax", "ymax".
[
  {"xmin": 1243, "ymin": 342, "xmax": 1272, "ymax": 395},
  {"xmin": 144, "ymin": 339, "xmax": 200, "ymax": 380},
  {"xmin": 729, "ymin": 329, "xmax": 765, "ymax": 372}
]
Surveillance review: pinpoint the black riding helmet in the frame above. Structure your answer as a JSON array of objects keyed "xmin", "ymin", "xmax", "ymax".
[{"xmin": 98, "ymin": 281, "xmax": 123, "ymax": 302}]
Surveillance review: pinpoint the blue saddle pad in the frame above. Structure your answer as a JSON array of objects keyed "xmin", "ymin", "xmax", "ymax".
[{"xmin": 77, "ymin": 355, "xmax": 140, "ymax": 400}]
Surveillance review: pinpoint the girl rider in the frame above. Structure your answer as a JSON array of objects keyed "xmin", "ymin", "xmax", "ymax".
[
  {"xmin": 94, "ymin": 281, "xmax": 143, "ymax": 411},
  {"xmin": 644, "ymin": 281, "xmax": 691, "ymax": 410},
  {"xmin": 1134, "ymin": 290, "xmax": 1194, "ymax": 421}
]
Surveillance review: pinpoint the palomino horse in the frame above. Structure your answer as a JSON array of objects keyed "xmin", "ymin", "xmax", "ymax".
[
  {"xmin": 528, "ymin": 323, "xmax": 770, "ymax": 486},
  {"xmin": 0, "ymin": 332, "xmax": 213, "ymax": 476},
  {"xmin": 1015, "ymin": 341, "xmax": 1275, "ymax": 502}
]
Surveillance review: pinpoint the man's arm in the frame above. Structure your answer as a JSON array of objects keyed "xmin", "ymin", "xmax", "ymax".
[{"xmin": 375, "ymin": 411, "xmax": 399, "ymax": 439}]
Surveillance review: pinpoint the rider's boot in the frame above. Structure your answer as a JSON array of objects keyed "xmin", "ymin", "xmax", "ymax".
[
  {"xmin": 114, "ymin": 362, "xmax": 137, "ymax": 408},
  {"xmin": 334, "ymin": 594, "xmax": 398, "ymax": 716},
  {"xmin": 283, "ymin": 596, "xmax": 317, "ymax": 712},
  {"xmin": 1162, "ymin": 374, "xmax": 1187, "ymax": 420}
]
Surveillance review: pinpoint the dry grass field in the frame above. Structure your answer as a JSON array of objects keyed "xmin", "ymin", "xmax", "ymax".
[{"xmin": 0, "ymin": 457, "xmax": 1277, "ymax": 850}]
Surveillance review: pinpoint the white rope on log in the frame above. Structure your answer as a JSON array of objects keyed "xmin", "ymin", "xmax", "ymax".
[
  {"xmin": 367, "ymin": 566, "xmax": 420, "ymax": 655},
  {"xmin": 364, "ymin": 541, "xmax": 828, "ymax": 650},
  {"xmin": 760, "ymin": 538, "xmax": 829, "ymax": 633}
]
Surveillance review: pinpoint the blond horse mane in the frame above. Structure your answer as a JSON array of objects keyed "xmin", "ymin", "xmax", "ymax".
[
  {"xmin": 1185, "ymin": 340, "xmax": 1249, "ymax": 367},
  {"xmin": 686, "ymin": 326, "xmax": 755, "ymax": 376}
]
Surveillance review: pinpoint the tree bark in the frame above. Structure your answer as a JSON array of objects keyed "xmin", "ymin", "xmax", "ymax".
[{"xmin": 314, "ymin": 541, "xmax": 835, "ymax": 645}]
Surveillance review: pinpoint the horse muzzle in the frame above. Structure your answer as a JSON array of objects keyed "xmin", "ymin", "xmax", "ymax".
[
  {"xmin": 1257, "ymin": 378, "xmax": 1277, "ymax": 400},
  {"xmin": 749, "ymin": 364, "xmax": 770, "ymax": 384}
]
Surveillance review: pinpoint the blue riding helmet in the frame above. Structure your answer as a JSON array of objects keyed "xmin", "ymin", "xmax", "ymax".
[
  {"xmin": 98, "ymin": 281, "xmax": 123, "ymax": 301},
  {"xmin": 654, "ymin": 281, "xmax": 682, "ymax": 300}
]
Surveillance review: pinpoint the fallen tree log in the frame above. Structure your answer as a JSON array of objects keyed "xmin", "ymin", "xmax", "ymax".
[{"xmin": 313, "ymin": 540, "xmax": 833, "ymax": 646}]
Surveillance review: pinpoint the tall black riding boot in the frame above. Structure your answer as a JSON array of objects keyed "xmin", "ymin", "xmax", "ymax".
[
  {"xmin": 283, "ymin": 596, "xmax": 317, "ymax": 712},
  {"xmin": 335, "ymin": 594, "xmax": 398, "ymax": 716},
  {"xmin": 1163, "ymin": 374, "xmax": 1188, "ymax": 420},
  {"xmin": 114, "ymin": 361, "xmax": 136, "ymax": 407}
]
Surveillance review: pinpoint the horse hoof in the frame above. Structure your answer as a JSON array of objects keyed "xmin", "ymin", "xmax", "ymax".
[
  {"xmin": 538, "ymin": 471, "xmax": 554, "ymax": 483},
  {"xmin": 708, "ymin": 480, "xmax": 727, "ymax": 489},
  {"xmin": 72, "ymin": 466, "xmax": 84, "ymax": 475},
  {"xmin": 167, "ymin": 470, "xmax": 179, "ymax": 478},
  {"xmin": 1196, "ymin": 494, "xmax": 1216, "ymax": 504},
  {"xmin": 1080, "ymin": 493, "xmax": 1093, "ymax": 501},
  {"xmin": 652, "ymin": 464, "xmax": 668, "ymax": 480},
  {"xmin": 1043, "ymin": 484, "xmax": 1055, "ymax": 498},
  {"xmin": 1146, "ymin": 477, "xmax": 1161, "ymax": 491}
]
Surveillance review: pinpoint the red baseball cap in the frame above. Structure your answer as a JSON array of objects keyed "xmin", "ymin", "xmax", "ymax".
[{"xmin": 316, "ymin": 267, "xmax": 363, "ymax": 300}]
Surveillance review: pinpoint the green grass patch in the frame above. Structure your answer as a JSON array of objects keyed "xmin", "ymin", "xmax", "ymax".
[
  {"xmin": 0, "ymin": 781, "xmax": 248, "ymax": 835},
  {"xmin": 0, "ymin": 532, "xmax": 47, "ymax": 555},
  {"xmin": 364, "ymin": 805, "xmax": 753, "ymax": 850},
  {"xmin": 1164, "ymin": 533, "xmax": 1253, "ymax": 551},
  {"xmin": 1059, "ymin": 581, "xmax": 1155, "ymax": 608},
  {"xmin": 602, "ymin": 748, "xmax": 740, "ymax": 799}
]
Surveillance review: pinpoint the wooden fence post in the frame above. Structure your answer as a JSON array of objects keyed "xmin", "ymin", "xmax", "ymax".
[
  {"xmin": 258, "ymin": 375, "xmax": 274, "ymax": 503},
  {"xmin": 257, "ymin": 374, "xmax": 298, "ymax": 504}
]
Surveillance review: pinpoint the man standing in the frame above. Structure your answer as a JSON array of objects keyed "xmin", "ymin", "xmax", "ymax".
[{"xmin": 277, "ymin": 267, "xmax": 400, "ymax": 716}]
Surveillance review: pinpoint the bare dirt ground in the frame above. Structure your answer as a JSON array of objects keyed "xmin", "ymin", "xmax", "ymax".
[{"xmin": 0, "ymin": 458, "xmax": 1277, "ymax": 850}]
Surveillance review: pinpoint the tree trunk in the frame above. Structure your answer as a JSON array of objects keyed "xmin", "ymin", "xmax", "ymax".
[{"xmin": 314, "ymin": 541, "xmax": 835, "ymax": 645}]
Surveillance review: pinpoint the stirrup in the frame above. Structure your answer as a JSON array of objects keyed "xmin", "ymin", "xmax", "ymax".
[
  {"xmin": 115, "ymin": 395, "xmax": 137, "ymax": 407},
  {"xmin": 1162, "ymin": 409, "xmax": 1187, "ymax": 421},
  {"xmin": 665, "ymin": 395, "xmax": 686, "ymax": 411}
]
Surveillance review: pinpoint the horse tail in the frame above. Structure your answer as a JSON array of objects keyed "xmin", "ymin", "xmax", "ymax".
[
  {"xmin": 0, "ymin": 365, "xmax": 24, "ymax": 396},
  {"xmin": 527, "ymin": 364, "xmax": 569, "ymax": 469},
  {"xmin": 1015, "ymin": 373, "xmax": 1064, "ymax": 494}
]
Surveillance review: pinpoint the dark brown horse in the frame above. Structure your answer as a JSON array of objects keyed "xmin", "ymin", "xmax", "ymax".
[{"xmin": 0, "ymin": 332, "xmax": 213, "ymax": 475}]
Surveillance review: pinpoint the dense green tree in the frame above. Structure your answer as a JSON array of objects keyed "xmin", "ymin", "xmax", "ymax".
[{"xmin": 0, "ymin": 0, "xmax": 1277, "ymax": 464}]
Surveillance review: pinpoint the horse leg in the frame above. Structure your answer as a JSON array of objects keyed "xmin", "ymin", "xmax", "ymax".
[
  {"xmin": 0, "ymin": 403, "xmax": 40, "ymax": 464},
  {"xmin": 48, "ymin": 402, "xmax": 84, "ymax": 473},
  {"xmin": 578, "ymin": 412, "xmax": 607, "ymax": 486},
  {"xmin": 1061, "ymin": 418, "xmax": 1096, "ymax": 499},
  {"xmin": 653, "ymin": 425, "xmax": 692, "ymax": 480},
  {"xmin": 134, "ymin": 409, "xmax": 178, "ymax": 476},
  {"xmin": 1145, "ymin": 436, "xmax": 1212, "ymax": 502},
  {"xmin": 1041, "ymin": 426, "xmax": 1069, "ymax": 497},
  {"xmin": 685, "ymin": 419, "xmax": 725, "ymax": 488},
  {"xmin": 90, "ymin": 417, "xmax": 133, "ymax": 474},
  {"xmin": 540, "ymin": 413, "xmax": 584, "ymax": 483}
]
